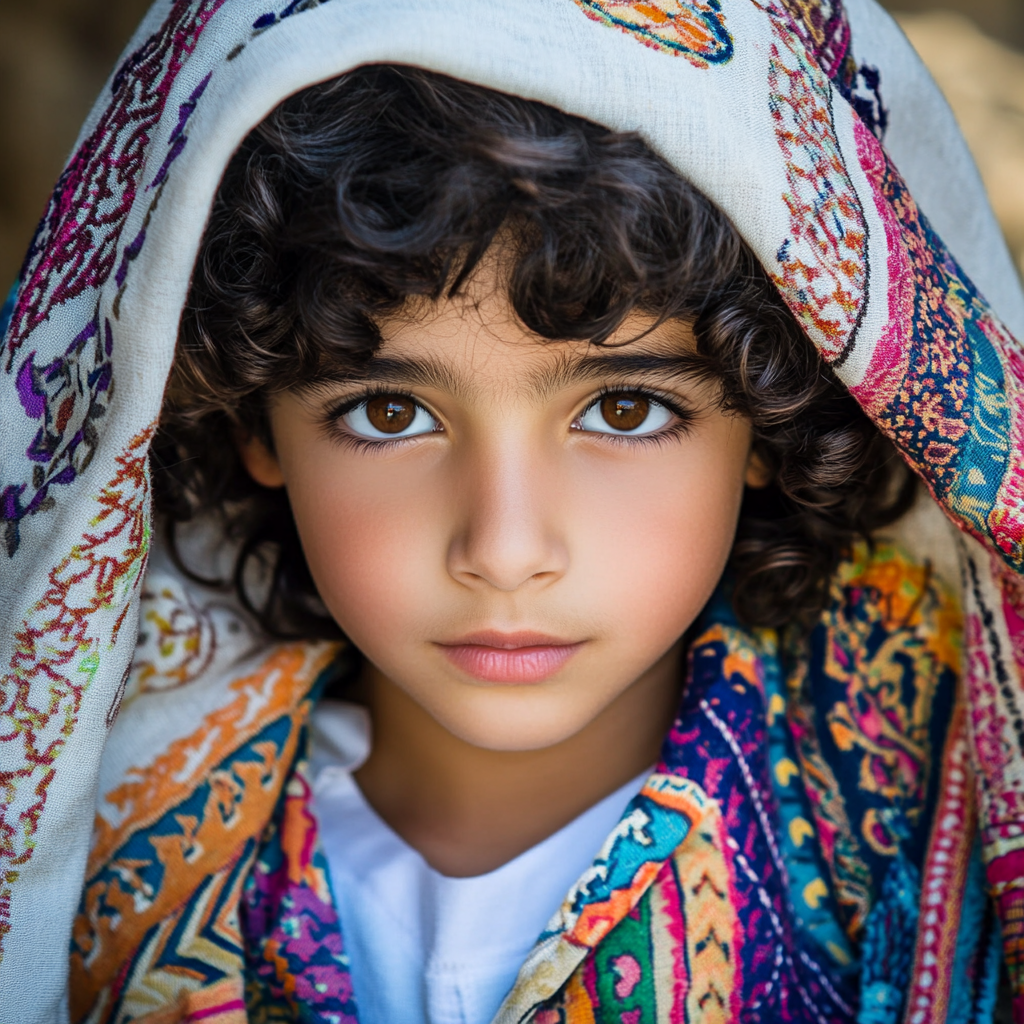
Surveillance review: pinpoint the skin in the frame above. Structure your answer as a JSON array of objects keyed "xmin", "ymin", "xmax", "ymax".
[{"xmin": 240, "ymin": 256, "xmax": 767, "ymax": 876}]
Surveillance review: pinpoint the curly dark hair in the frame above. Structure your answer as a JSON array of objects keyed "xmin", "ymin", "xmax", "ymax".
[{"xmin": 154, "ymin": 64, "xmax": 914, "ymax": 639}]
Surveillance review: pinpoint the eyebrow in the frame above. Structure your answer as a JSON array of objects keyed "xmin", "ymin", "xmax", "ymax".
[
  {"xmin": 310, "ymin": 350, "xmax": 707, "ymax": 399},
  {"xmin": 536, "ymin": 351, "xmax": 707, "ymax": 396},
  {"xmin": 343, "ymin": 357, "xmax": 465, "ymax": 394}
]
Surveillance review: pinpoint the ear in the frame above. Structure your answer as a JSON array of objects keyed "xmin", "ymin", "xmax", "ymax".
[
  {"xmin": 744, "ymin": 448, "xmax": 772, "ymax": 489},
  {"xmin": 236, "ymin": 431, "xmax": 286, "ymax": 488}
]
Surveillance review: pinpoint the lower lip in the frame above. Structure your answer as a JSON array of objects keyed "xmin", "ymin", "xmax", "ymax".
[{"xmin": 439, "ymin": 643, "xmax": 582, "ymax": 683}]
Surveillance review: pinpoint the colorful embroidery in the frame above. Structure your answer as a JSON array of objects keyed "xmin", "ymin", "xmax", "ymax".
[
  {"xmin": 580, "ymin": 804, "xmax": 738, "ymax": 1024},
  {"xmin": 2, "ymin": 3, "xmax": 222, "ymax": 553},
  {"xmin": 130, "ymin": 571, "xmax": 222, "ymax": 699},
  {"xmin": 498, "ymin": 619, "xmax": 858, "ymax": 1023},
  {"xmin": 568, "ymin": 0, "xmax": 733, "ymax": 66},
  {"xmin": 0, "ymin": 426, "xmax": 153, "ymax": 956},
  {"xmin": 847, "ymin": 106, "xmax": 1024, "ymax": 996},
  {"xmin": 69, "ymin": 645, "xmax": 338, "ymax": 1022},
  {"xmin": 962, "ymin": 550, "xmax": 1024, "ymax": 1011},
  {"xmin": 784, "ymin": 543, "xmax": 960, "ymax": 939},
  {"xmin": 903, "ymin": 707, "xmax": 976, "ymax": 1024},
  {"xmin": 773, "ymin": 0, "xmax": 888, "ymax": 138},
  {"xmin": 5, "ymin": 310, "xmax": 112, "ymax": 556},
  {"xmin": 776, "ymin": 0, "xmax": 850, "ymax": 79},
  {"xmin": 763, "ymin": 630, "xmax": 855, "ymax": 970},
  {"xmin": 132, "ymin": 978, "xmax": 248, "ymax": 1024},
  {"xmin": 71, "ymin": 544, "xmax": 982, "ymax": 1024},
  {"xmin": 0, "ymin": 0, "xmax": 1016, "ymax": 1016},
  {"xmin": 850, "ymin": 120, "xmax": 1024, "ymax": 574},
  {"xmin": 241, "ymin": 765, "xmax": 357, "ymax": 1024},
  {"xmin": 6, "ymin": 1, "xmax": 223, "ymax": 360},
  {"xmin": 766, "ymin": 17, "xmax": 868, "ymax": 364},
  {"xmin": 494, "ymin": 773, "xmax": 709, "ymax": 1021}
]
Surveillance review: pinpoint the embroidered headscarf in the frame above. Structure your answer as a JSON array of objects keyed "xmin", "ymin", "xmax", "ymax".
[{"xmin": 2, "ymin": 0, "xmax": 1024, "ymax": 1020}]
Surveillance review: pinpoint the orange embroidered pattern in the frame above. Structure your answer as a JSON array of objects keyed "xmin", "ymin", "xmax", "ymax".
[
  {"xmin": 569, "ymin": 0, "xmax": 733, "ymax": 66},
  {"xmin": 766, "ymin": 21, "xmax": 867, "ymax": 364},
  {"xmin": 70, "ymin": 644, "xmax": 337, "ymax": 1022}
]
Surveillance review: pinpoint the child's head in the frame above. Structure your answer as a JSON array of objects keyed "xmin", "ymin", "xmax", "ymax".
[{"xmin": 156, "ymin": 65, "xmax": 911, "ymax": 745}]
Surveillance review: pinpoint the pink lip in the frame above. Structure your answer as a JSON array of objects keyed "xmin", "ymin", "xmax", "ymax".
[{"xmin": 437, "ymin": 631, "xmax": 583, "ymax": 684}]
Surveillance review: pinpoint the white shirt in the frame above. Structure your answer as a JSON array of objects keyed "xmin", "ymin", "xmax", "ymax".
[{"xmin": 310, "ymin": 701, "xmax": 647, "ymax": 1024}]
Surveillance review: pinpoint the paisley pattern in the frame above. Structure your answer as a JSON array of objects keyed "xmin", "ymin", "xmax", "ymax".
[
  {"xmin": 766, "ymin": 16, "xmax": 868, "ymax": 363},
  {"xmin": 784, "ymin": 545, "xmax": 960, "ymax": 937},
  {"xmin": 3, "ymin": 5, "xmax": 219, "ymax": 557},
  {"xmin": 568, "ymin": 0, "xmax": 733, "ymax": 65}
]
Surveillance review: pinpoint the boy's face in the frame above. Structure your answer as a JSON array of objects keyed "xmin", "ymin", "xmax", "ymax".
[{"xmin": 242, "ymin": 259, "xmax": 763, "ymax": 752}]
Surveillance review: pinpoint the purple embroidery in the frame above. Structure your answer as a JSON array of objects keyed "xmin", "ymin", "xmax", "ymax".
[
  {"xmin": 241, "ymin": 769, "xmax": 358, "ymax": 1022},
  {"xmin": 15, "ymin": 358, "xmax": 43, "ymax": 419},
  {"xmin": 2, "ymin": 4, "xmax": 222, "ymax": 556},
  {"xmin": 2, "ymin": 0, "xmax": 347, "ymax": 555},
  {"xmin": 150, "ymin": 73, "xmax": 212, "ymax": 191}
]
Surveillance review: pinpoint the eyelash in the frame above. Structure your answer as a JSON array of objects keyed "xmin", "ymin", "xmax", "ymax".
[
  {"xmin": 574, "ymin": 387, "xmax": 697, "ymax": 449},
  {"xmin": 322, "ymin": 386, "xmax": 443, "ymax": 452},
  {"xmin": 322, "ymin": 385, "xmax": 697, "ymax": 450}
]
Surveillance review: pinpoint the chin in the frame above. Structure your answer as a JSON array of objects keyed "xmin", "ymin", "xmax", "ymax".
[{"xmin": 437, "ymin": 699, "xmax": 595, "ymax": 753}]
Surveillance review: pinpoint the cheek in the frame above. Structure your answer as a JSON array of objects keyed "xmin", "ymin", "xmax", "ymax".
[
  {"xmin": 280, "ymin": 452, "xmax": 449, "ymax": 643},
  {"xmin": 568, "ymin": 429, "xmax": 747, "ymax": 642}
]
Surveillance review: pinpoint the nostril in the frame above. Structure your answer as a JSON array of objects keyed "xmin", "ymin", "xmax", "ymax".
[
  {"xmin": 446, "ymin": 537, "xmax": 568, "ymax": 593},
  {"xmin": 446, "ymin": 460, "xmax": 568, "ymax": 591}
]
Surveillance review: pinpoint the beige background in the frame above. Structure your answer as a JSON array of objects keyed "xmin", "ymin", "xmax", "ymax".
[{"xmin": 0, "ymin": 0, "xmax": 1021, "ymax": 287}]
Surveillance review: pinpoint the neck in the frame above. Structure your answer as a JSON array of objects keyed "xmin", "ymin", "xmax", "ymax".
[{"xmin": 352, "ymin": 645, "xmax": 682, "ymax": 877}]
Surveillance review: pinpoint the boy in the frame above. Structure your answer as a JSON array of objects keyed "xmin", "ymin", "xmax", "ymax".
[
  {"xmin": 2, "ymin": 2, "xmax": 1023, "ymax": 1023},
  {"xmin": 153, "ymin": 67, "xmax": 921, "ymax": 1021}
]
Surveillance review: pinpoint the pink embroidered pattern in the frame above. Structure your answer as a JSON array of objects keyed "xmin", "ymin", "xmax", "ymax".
[
  {"xmin": 962, "ymin": 548, "xmax": 1024, "ymax": 1007},
  {"xmin": 2, "ymin": 1, "xmax": 223, "ymax": 557},
  {"xmin": 904, "ymin": 709, "xmax": 975, "ymax": 1024},
  {"xmin": 850, "ymin": 110, "xmax": 1024, "ymax": 571},
  {"xmin": 768, "ymin": 0, "xmax": 887, "ymax": 139},
  {"xmin": 5, "ymin": 0, "xmax": 226, "ymax": 365},
  {"xmin": 776, "ymin": 0, "xmax": 849, "ymax": 78}
]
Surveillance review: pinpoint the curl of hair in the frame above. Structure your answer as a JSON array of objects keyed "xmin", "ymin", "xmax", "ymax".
[{"xmin": 155, "ymin": 65, "xmax": 914, "ymax": 638}]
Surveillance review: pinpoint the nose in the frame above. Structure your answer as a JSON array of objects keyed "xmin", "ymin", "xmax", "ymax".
[{"xmin": 446, "ymin": 438, "xmax": 568, "ymax": 593}]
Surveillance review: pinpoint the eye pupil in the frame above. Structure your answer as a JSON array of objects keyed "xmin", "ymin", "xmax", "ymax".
[
  {"xmin": 600, "ymin": 393, "xmax": 649, "ymax": 431},
  {"xmin": 366, "ymin": 395, "xmax": 415, "ymax": 433}
]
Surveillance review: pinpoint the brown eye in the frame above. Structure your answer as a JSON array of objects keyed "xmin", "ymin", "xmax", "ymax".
[
  {"xmin": 600, "ymin": 393, "xmax": 649, "ymax": 431},
  {"xmin": 577, "ymin": 391, "xmax": 673, "ymax": 436},
  {"xmin": 343, "ymin": 393, "xmax": 438, "ymax": 440},
  {"xmin": 365, "ymin": 395, "xmax": 416, "ymax": 433}
]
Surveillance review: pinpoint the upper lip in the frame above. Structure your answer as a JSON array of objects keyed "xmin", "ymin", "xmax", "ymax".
[{"xmin": 437, "ymin": 630, "xmax": 580, "ymax": 649}]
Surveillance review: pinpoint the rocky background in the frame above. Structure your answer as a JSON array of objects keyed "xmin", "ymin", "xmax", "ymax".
[{"xmin": 0, "ymin": 0, "xmax": 1022, "ymax": 286}]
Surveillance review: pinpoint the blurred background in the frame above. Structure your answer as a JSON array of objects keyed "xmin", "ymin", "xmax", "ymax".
[{"xmin": 0, "ymin": 0, "xmax": 1022, "ymax": 286}]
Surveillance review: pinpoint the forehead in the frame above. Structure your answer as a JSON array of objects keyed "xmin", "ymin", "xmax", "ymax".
[{"xmin": 365, "ymin": 263, "xmax": 699, "ymax": 401}]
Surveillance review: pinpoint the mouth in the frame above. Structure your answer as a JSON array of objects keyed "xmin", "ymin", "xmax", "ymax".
[{"xmin": 435, "ymin": 631, "xmax": 584, "ymax": 684}]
